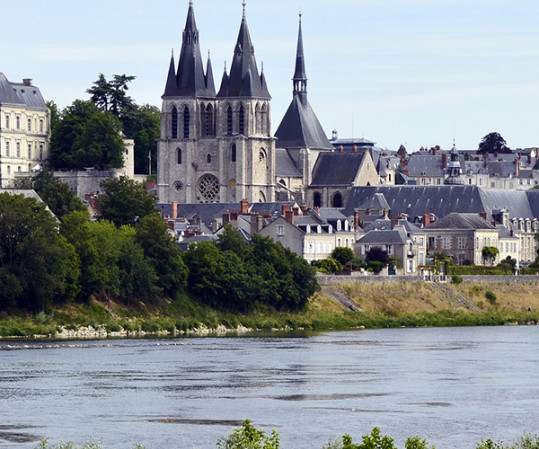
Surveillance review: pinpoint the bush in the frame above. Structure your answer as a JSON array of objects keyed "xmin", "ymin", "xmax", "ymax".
[
  {"xmin": 485, "ymin": 290, "xmax": 497, "ymax": 305},
  {"xmin": 451, "ymin": 275, "xmax": 463, "ymax": 284},
  {"xmin": 141, "ymin": 320, "xmax": 160, "ymax": 333}
]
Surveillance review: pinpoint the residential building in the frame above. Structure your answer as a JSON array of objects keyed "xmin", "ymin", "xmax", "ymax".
[{"xmin": 0, "ymin": 74, "xmax": 50, "ymax": 188}]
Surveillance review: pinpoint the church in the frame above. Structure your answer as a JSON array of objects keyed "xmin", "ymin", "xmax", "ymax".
[{"xmin": 157, "ymin": 1, "xmax": 339, "ymax": 205}]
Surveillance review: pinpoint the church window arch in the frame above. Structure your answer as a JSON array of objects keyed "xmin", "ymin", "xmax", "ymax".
[
  {"xmin": 207, "ymin": 154, "xmax": 212, "ymax": 164},
  {"xmin": 259, "ymin": 191, "xmax": 266, "ymax": 202},
  {"xmin": 255, "ymin": 103, "xmax": 262, "ymax": 134},
  {"xmin": 231, "ymin": 144, "xmax": 237, "ymax": 162},
  {"xmin": 183, "ymin": 107, "xmax": 190, "ymax": 139},
  {"xmin": 171, "ymin": 106, "xmax": 178, "ymax": 139},
  {"xmin": 239, "ymin": 104, "xmax": 245, "ymax": 135},
  {"xmin": 261, "ymin": 103, "xmax": 268, "ymax": 134},
  {"xmin": 206, "ymin": 104, "xmax": 215, "ymax": 136},
  {"xmin": 313, "ymin": 192, "xmax": 322, "ymax": 208},
  {"xmin": 332, "ymin": 192, "xmax": 343, "ymax": 208},
  {"xmin": 177, "ymin": 148, "xmax": 182, "ymax": 164},
  {"xmin": 279, "ymin": 179, "xmax": 287, "ymax": 187},
  {"xmin": 259, "ymin": 148, "xmax": 267, "ymax": 162},
  {"xmin": 227, "ymin": 106, "xmax": 233, "ymax": 134}
]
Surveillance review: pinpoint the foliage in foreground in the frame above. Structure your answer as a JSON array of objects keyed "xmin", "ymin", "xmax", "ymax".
[{"xmin": 34, "ymin": 424, "xmax": 539, "ymax": 449}]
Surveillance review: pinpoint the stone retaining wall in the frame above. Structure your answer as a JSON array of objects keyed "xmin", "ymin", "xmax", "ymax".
[{"xmin": 317, "ymin": 274, "xmax": 539, "ymax": 285}]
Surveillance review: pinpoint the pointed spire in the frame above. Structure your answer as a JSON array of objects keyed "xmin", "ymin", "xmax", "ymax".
[
  {"xmin": 164, "ymin": 0, "xmax": 215, "ymax": 98},
  {"xmin": 293, "ymin": 12, "xmax": 308, "ymax": 104},
  {"xmin": 218, "ymin": 3, "xmax": 270, "ymax": 98},
  {"xmin": 205, "ymin": 50, "xmax": 216, "ymax": 93},
  {"xmin": 163, "ymin": 51, "xmax": 177, "ymax": 96}
]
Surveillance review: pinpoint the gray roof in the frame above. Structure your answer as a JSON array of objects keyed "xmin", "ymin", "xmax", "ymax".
[
  {"xmin": 406, "ymin": 154, "xmax": 444, "ymax": 177},
  {"xmin": 310, "ymin": 152, "xmax": 367, "ymax": 187},
  {"xmin": 0, "ymin": 73, "xmax": 47, "ymax": 109},
  {"xmin": 344, "ymin": 186, "xmax": 539, "ymax": 222},
  {"xmin": 157, "ymin": 202, "xmax": 241, "ymax": 228},
  {"xmin": 274, "ymin": 96, "xmax": 333, "ymax": 150},
  {"xmin": 217, "ymin": 14, "xmax": 270, "ymax": 99},
  {"xmin": 358, "ymin": 192, "xmax": 390, "ymax": 211},
  {"xmin": 425, "ymin": 213, "xmax": 495, "ymax": 230},
  {"xmin": 357, "ymin": 229, "xmax": 407, "ymax": 246},
  {"xmin": 163, "ymin": 3, "xmax": 215, "ymax": 98},
  {"xmin": 249, "ymin": 201, "xmax": 296, "ymax": 217},
  {"xmin": 275, "ymin": 148, "xmax": 302, "ymax": 178}
]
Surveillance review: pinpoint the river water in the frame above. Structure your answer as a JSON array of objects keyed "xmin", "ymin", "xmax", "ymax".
[{"xmin": 1, "ymin": 326, "xmax": 538, "ymax": 449}]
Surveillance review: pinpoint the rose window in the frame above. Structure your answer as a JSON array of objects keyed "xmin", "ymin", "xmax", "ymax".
[
  {"xmin": 174, "ymin": 180, "xmax": 184, "ymax": 191},
  {"xmin": 197, "ymin": 174, "xmax": 220, "ymax": 202}
]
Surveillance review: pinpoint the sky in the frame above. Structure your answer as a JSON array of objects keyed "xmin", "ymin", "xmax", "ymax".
[{"xmin": 2, "ymin": 0, "xmax": 539, "ymax": 152}]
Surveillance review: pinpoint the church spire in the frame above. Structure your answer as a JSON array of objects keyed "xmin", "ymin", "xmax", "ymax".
[
  {"xmin": 293, "ymin": 12, "xmax": 308, "ymax": 104},
  {"xmin": 163, "ymin": 0, "xmax": 215, "ymax": 98}
]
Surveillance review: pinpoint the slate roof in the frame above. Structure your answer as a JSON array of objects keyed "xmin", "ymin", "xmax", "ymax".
[
  {"xmin": 249, "ymin": 201, "xmax": 297, "ymax": 217},
  {"xmin": 274, "ymin": 95, "xmax": 334, "ymax": 150},
  {"xmin": 275, "ymin": 148, "xmax": 302, "ymax": 178},
  {"xmin": 157, "ymin": 202, "xmax": 240, "ymax": 228},
  {"xmin": 217, "ymin": 10, "xmax": 270, "ymax": 99},
  {"xmin": 357, "ymin": 229, "xmax": 407, "ymax": 245},
  {"xmin": 0, "ymin": 73, "xmax": 47, "ymax": 109},
  {"xmin": 310, "ymin": 152, "xmax": 367, "ymax": 187},
  {"xmin": 357, "ymin": 192, "xmax": 390, "ymax": 211},
  {"xmin": 163, "ymin": 3, "xmax": 216, "ymax": 98},
  {"xmin": 425, "ymin": 213, "xmax": 495, "ymax": 230},
  {"xmin": 406, "ymin": 154, "xmax": 444, "ymax": 177},
  {"xmin": 344, "ymin": 186, "xmax": 539, "ymax": 221}
]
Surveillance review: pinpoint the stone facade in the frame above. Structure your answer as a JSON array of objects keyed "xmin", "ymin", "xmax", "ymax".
[{"xmin": 157, "ymin": 3, "xmax": 275, "ymax": 205}]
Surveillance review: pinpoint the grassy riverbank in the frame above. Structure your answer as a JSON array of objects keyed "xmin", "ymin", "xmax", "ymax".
[{"xmin": 1, "ymin": 281, "xmax": 538, "ymax": 339}]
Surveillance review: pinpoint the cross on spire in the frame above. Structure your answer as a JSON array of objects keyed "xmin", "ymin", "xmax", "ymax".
[{"xmin": 243, "ymin": 1, "xmax": 246, "ymax": 18}]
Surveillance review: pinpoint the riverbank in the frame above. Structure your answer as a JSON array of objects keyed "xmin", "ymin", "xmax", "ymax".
[{"xmin": 1, "ymin": 279, "xmax": 538, "ymax": 339}]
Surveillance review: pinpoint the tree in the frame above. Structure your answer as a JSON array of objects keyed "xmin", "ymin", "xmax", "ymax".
[
  {"xmin": 331, "ymin": 247, "xmax": 355, "ymax": 266},
  {"xmin": 0, "ymin": 193, "xmax": 80, "ymax": 310},
  {"xmin": 135, "ymin": 214, "xmax": 188, "ymax": 297},
  {"xmin": 97, "ymin": 176, "xmax": 156, "ymax": 227},
  {"xmin": 217, "ymin": 420, "xmax": 280, "ymax": 449},
  {"xmin": 477, "ymin": 132, "xmax": 511, "ymax": 154},
  {"xmin": 87, "ymin": 73, "xmax": 136, "ymax": 116},
  {"xmin": 482, "ymin": 246, "xmax": 499, "ymax": 266},
  {"xmin": 366, "ymin": 247, "xmax": 389, "ymax": 265},
  {"xmin": 49, "ymin": 100, "xmax": 125, "ymax": 170}
]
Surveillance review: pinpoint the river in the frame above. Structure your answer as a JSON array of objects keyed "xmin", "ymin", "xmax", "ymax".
[{"xmin": 1, "ymin": 326, "xmax": 538, "ymax": 449}]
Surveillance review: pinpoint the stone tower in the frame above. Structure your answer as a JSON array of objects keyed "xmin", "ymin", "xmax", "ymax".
[{"xmin": 157, "ymin": 1, "xmax": 275, "ymax": 203}]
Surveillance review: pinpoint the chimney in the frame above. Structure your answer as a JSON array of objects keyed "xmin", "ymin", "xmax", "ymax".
[
  {"xmin": 480, "ymin": 210, "xmax": 488, "ymax": 221},
  {"xmin": 212, "ymin": 218, "xmax": 219, "ymax": 233},
  {"xmin": 167, "ymin": 220, "xmax": 175, "ymax": 231},
  {"xmin": 196, "ymin": 216, "xmax": 202, "ymax": 229},
  {"xmin": 442, "ymin": 153, "xmax": 448, "ymax": 169},
  {"xmin": 366, "ymin": 208, "xmax": 371, "ymax": 216},
  {"xmin": 300, "ymin": 203, "xmax": 308, "ymax": 213},
  {"xmin": 353, "ymin": 210, "xmax": 360, "ymax": 231},
  {"xmin": 423, "ymin": 212, "xmax": 431, "ymax": 227},
  {"xmin": 285, "ymin": 210, "xmax": 294, "ymax": 225},
  {"xmin": 282, "ymin": 205, "xmax": 291, "ymax": 216},
  {"xmin": 339, "ymin": 145, "xmax": 344, "ymax": 153},
  {"xmin": 293, "ymin": 207, "xmax": 300, "ymax": 216},
  {"xmin": 22, "ymin": 78, "xmax": 32, "ymax": 86},
  {"xmin": 240, "ymin": 198, "xmax": 249, "ymax": 215},
  {"xmin": 383, "ymin": 209, "xmax": 389, "ymax": 219},
  {"xmin": 223, "ymin": 212, "xmax": 230, "ymax": 224},
  {"xmin": 171, "ymin": 201, "xmax": 178, "ymax": 219},
  {"xmin": 510, "ymin": 228, "xmax": 514, "ymax": 237},
  {"xmin": 230, "ymin": 209, "xmax": 239, "ymax": 221},
  {"xmin": 353, "ymin": 144, "xmax": 358, "ymax": 153},
  {"xmin": 528, "ymin": 153, "xmax": 532, "ymax": 165},
  {"xmin": 250, "ymin": 213, "xmax": 264, "ymax": 234}
]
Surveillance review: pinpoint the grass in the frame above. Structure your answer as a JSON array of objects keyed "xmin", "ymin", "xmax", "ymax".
[{"xmin": 0, "ymin": 281, "xmax": 538, "ymax": 339}]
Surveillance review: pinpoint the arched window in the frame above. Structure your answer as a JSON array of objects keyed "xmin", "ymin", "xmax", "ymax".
[
  {"xmin": 171, "ymin": 107, "xmax": 178, "ymax": 139},
  {"xmin": 183, "ymin": 107, "xmax": 190, "ymax": 139},
  {"xmin": 206, "ymin": 104, "xmax": 215, "ymax": 136},
  {"xmin": 261, "ymin": 104, "xmax": 268, "ymax": 134},
  {"xmin": 313, "ymin": 192, "xmax": 321, "ymax": 208},
  {"xmin": 227, "ymin": 106, "xmax": 233, "ymax": 134},
  {"xmin": 255, "ymin": 104, "xmax": 262, "ymax": 134},
  {"xmin": 239, "ymin": 105, "xmax": 245, "ymax": 135},
  {"xmin": 177, "ymin": 148, "xmax": 182, "ymax": 164},
  {"xmin": 231, "ymin": 144, "xmax": 237, "ymax": 162},
  {"xmin": 207, "ymin": 154, "xmax": 212, "ymax": 164},
  {"xmin": 332, "ymin": 192, "xmax": 343, "ymax": 208},
  {"xmin": 259, "ymin": 148, "xmax": 267, "ymax": 162}
]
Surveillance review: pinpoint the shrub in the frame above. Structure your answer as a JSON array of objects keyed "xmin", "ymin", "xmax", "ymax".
[
  {"xmin": 451, "ymin": 275, "xmax": 463, "ymax": 284},
  {"xmin": 141, "ymin": 320, "xmax": 160, "ymax": 333},
  {"xmin": 485, "ymin": 290, "xmax": 497, "ymax": 305}
]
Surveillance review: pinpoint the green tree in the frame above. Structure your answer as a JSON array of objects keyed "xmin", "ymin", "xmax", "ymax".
[
  {"xmin": 49, "ymin": 100, "xmax": 125, "ymax": 170},
  {"xmin": 331, "ymin": 247, "xmax": 355, "ymax": 266},
  {"xmin": 97, "ymin": 176, "xmax": 156, "ymax": 227},
  {"xmin": 87, "ymin": 73, "xmax": 136, "ymax": 116},
  {"xmin": 366, "ymin": 247, "xmax": 389, "ymax": 265},
  {"xmin": 0, "ymin": 193, "xmax": 80, "ymax": 310},
  {"xmin": 482, "ymin": 246, "xmax": 499, "ymax": 266},
  {"xmin": 217, "ymin": 419, "xmax": 280, "ymax": 449},
  {"xmin": 477, "ymin": 132, "xmax": 511, "ymax": 154},
  {"xmin": 316, "ymin": 258, "xmax": 343, "ymax": 274},
  {"xmin": 135, "ymin": 214, "xmax": 188, "ymax": 297}
]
